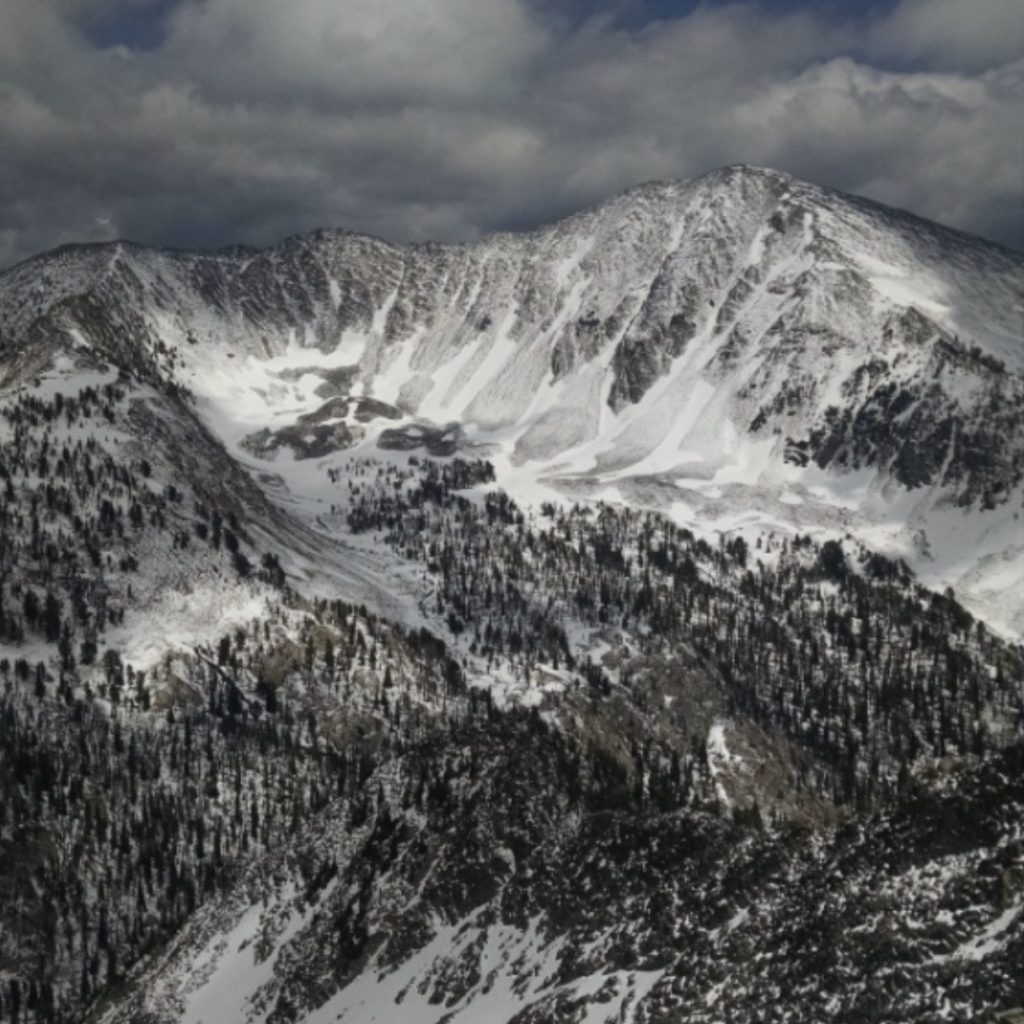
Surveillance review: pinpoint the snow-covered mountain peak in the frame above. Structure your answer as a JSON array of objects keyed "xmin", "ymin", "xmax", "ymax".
[
  {"xmin": 2, "ymin": 168, "xmax": 1024, "ymax": 1024},
  {"xmin": 1, "ymin": 167, "xmax": 1022, "ymax": 632}
]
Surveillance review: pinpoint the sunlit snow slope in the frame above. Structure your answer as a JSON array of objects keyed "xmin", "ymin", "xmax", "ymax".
[{"xmin": 2, "ymin": 164, "xmax": 1022, "ymax": 632}]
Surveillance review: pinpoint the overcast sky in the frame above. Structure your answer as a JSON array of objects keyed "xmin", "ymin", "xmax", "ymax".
[{"xmin": 2, "ymin": 0, "xmax": 1022, "ymax": 268}]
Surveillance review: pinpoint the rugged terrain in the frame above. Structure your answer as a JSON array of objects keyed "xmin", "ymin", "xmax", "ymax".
[
  {"xmin": 0, "ymin": 166, "xmax": 1021, "ymax": 1023},
  {"xmin": 2, "ymin": 164, "xmax": 1022, "ymax": 633}
]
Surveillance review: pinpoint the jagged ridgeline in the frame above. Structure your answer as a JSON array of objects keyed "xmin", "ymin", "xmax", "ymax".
[
  {"xmin": 0, "ymin": 166, "xmax": 1023, "ymax": 1023},
  {"xmin": 2, "ymin": 166, "xmax": 1023, "ymax": 634}
]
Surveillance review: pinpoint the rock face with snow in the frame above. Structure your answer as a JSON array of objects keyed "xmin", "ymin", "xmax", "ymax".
[
  {"xmin": 0, "ymin": 167, "xmax": 1022, "ymax": 1024},
  {"xmin": 2, "ymin": 165, "xmax": 1022, "ymax": 633}
]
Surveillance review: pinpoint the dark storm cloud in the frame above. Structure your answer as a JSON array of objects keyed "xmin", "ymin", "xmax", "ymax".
[{"xmin": 1, "ymin": 0, "xmax": 1021, "ymax": 269}]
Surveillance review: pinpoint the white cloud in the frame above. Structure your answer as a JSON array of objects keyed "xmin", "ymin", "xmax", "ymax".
[
  {"xmin": 160, "ymin": 0, "xmax": 546, "ymax": 105},
  {"xmin": 869, "ymin": 0, "xmax": 1024, "ymax": 71},
  {"xmin": 0, "ymin": 0, "xmax": 1020, "ymax": 269}
]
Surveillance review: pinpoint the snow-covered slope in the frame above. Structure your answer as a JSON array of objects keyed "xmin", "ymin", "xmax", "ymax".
[
  {"xmin": 2, "ymin": 165, "xmax": 1021, "ymax": 633},
  {"xmin": 2, "ymin": 166, "xmax": 1024, "ymax": 1024}
]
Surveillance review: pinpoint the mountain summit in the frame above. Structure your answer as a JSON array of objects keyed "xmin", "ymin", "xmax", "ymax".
[
  {"xmin": 0, "ymin": 168, "xmax": 1022, "ymax": 1024},
  {"xmin": 2, "ymin": 165, "xmax": 1022, "ymax": 632}
]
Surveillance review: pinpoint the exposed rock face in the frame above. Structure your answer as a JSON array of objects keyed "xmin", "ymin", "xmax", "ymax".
[
  {"xmin": 3, "ymin": 167, "xmax": 1020, "ymax": 467},
  {"xmin": 2, "ymin": 166, "xmax": 1022, "ymax": 632}
]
